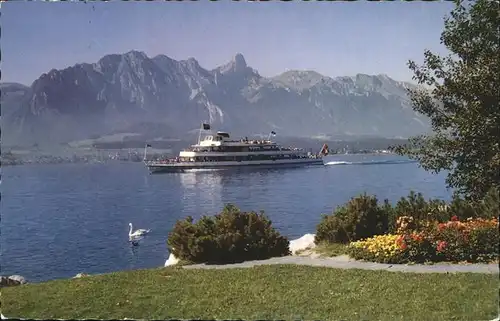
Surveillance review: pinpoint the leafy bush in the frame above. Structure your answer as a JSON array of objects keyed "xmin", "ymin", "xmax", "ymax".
[
  {"xmin": 475, "ymin": 186, "xmax": 500, "ymax": 219},
  {"xmin": 397, "ymin": 233, "xmax": 438, "ymax": 263},
  {"xmin": 447, "ymin": 194, "xmax": 477, "ymax": 221},
  {"xmin": 314, "ymin": 208, "xmax": 350, "ymax": 244},
  {"xmin": 390, "ymin": 191, "xmax": 449, "ymax": 231},
  {"xmin": 167, "ymin": 204, "xmax": 290, "ymax": 264},
  {"xmin": 433, "ymin": 217, "xmax": 499, "ymax": 263},
  {"xmin": 446, "ymin": 187, "xmax": 499, "ymax": 221},
  {"xmin": 315, "ymin": 194, "xmax": 390, "ymax": 244},
  {"xmin": 468, "ymin": 226, "xmax": 499, "ymax": 262},
  {"xmin": 388, "ymin": 188, "xmax": 499, "ymax": 232}
]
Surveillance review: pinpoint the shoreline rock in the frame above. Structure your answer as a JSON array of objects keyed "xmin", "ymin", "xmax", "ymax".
[
  {"xmin": 0, "ymin": 275, "xmax": 27, "ymax": 288},
  {"xmin": 73, "ymin": 273, "xmax": 89, "ymax": 279}
]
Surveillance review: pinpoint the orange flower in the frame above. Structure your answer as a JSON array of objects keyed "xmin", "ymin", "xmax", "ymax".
[
  {"xmin": 451, "ymin": 215, "xmax": 459, "ymax": 222},
  {"xmin": 410, "ymin": 233, "xmax": 423, "ymax": 242},
  {"xmin": 436, "ymin": 240, "xmax": 447, "ymax": 252},
  {"xmin": 395, "ymin": 235, "xmax": 408, "ymax": 250}
]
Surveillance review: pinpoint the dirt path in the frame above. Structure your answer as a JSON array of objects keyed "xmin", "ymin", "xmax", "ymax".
[{"xmin": 183, "ymin": 254, "xmax": 499, "ymax": 274}]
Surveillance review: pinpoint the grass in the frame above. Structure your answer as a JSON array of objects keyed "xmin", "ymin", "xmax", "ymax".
[
  {"xmin": 314, "ymin": 242, "xmax": 350, "ymax": 257},
  {"xmin": 293, "ymin": 242, "xmax": 349, "ymax": 257},
  {"xmin": 2, "ymin": 265, "xmax": 499, "ymax": 321}
]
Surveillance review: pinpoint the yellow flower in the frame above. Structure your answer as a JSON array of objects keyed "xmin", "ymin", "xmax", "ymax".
[{"xmin": 349, "ymin": 234, "xmax": 404, "ymax": 258}]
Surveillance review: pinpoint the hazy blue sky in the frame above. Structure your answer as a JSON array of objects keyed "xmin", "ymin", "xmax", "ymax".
[{"xmin": 2, "ymin": 1, "xmax": 454, "ymax": 85}]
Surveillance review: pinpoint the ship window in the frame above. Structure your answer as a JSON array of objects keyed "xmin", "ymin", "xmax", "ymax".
[{"xmin": 217, "ymin": 132, "xmax": 230, "ymax": 138}]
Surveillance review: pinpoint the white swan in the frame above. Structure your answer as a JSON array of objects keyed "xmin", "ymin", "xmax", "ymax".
[{"xmin": 128, "ymin": 223, "xmax": 151, "ymax": 239}]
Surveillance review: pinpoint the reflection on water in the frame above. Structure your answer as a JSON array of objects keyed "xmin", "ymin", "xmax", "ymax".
[
  {"xmin": 179, "ymin": 171, "xmax": 223, "ymax": 206},
  {"xmin": 179, "ymin": 171, "xmax": 223, "ymax": 188},
  {"xmin": 177, "ymin": 166, "xmax": 325, "ymax": 213}
]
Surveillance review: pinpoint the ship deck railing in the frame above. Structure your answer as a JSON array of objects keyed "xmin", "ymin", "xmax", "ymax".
[
  {"xmin": 182, "ymin": 147, "xmax": 305, "ymax": 152},
  {"xmin": 147, "ymin": 154, "xmax": 322, "ymax": 165}
]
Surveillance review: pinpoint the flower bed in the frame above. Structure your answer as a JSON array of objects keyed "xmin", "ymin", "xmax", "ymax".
[{"xmin": 348, "ymin": 217, "xmax": 499, "ymax": 264}]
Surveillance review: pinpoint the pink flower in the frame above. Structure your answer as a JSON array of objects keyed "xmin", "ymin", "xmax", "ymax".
[{"xmin": 436, "ymin": 240, "xmax": 447, "ymax": 252}]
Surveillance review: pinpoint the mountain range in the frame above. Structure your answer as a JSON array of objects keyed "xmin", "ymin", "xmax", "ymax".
[{"xmin": 0, "ymin": 51, "xmax": 429, "ymax": 147}]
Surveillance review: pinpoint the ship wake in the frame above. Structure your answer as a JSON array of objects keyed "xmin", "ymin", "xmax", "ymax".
[{"xmin": 325, "ymin": 159, "xmax": 417, "ymax": 166}]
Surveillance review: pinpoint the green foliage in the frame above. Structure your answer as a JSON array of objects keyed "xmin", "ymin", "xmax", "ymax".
[
  {"xmin": 319, "ymin": 189, "xmax": 499, "ymax": 247},
  {"xmin": 433, "ymin": 220, "xmax": 499, "ymax": 263},
  {"xmin": 391, "ymin": 191, "xmax": 449, "ymax": 231},
  {"xmin": 315, "ymin": 194, "xmax": 389, "ymax": 244},
  {"xmin": 389, "ymin": 187, "xmax": 499, "ymax": 232},
  {"xmin": 433, "ymin": 223, "xmax": 470, "ymax": 262},
  {"xmin": 447, "ymin": 193, "xmax": 477, "ymax": 220},
  {"xmin": 393, "ymin": 0, "xmax": 500, "ymax": 200},
  {"xmin": 167, "ymin": 204, "xmax": 290, "ymax": 264},
  {"xmin": 446, "ymin": 186, "xmax": 499, "ymax": 220},
  {"xmin": 467, "ymin": 226, "xmax": 499, "ymax": 262},
  {"xmin": 314, "ymin": 208, "xmax": 350, "ymax": 244},
  {"xmin": 475, "ymin": 186, "xmax": 500, "ymax": 218},
  {"xmin": 399, "ymin": 235, "xmax": 438, "ymax": 263}
]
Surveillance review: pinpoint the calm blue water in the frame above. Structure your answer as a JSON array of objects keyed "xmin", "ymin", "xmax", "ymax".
[{"xmin": 1, "ymin": 154, "xmax": 451, "ymax": 282}]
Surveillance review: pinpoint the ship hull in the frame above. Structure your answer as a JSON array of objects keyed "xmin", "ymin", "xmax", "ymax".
[{"xmin": 146, "ymin": 158, "xmax": 324, "ymax": 174}]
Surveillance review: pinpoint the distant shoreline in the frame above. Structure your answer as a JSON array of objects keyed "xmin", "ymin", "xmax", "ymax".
[
  {"xmin": 1, "ymin": 159, "xmax": 144, "ymax": 167},
  {"xmin": 1, "ymin": 151, "xmax": 397, "ymax": 168}
]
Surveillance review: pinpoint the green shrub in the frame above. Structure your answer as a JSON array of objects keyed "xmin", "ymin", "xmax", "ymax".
[
  {"xmin": 475, "ymin": 186, "xmax": 500, "ymax": 219},
  {"xmin": 391, "ymin": 191, "xmax": 450, "ymax": 231},
  {"xmin": 314, "ymin": 207, "xmax": 350, "ymax": 244},
  {"xmin": 432, "ymin": 222, "xmax": 470, "ymax": 262},
  {"xmin": 446, "ymin": 187, "xmax": 499, "ymax": 221},
  {"xmin": 433, "ymin": 219, "xmax": 499, "ymax": 263},
  {"xmin": 382, "ymin": 199, "xmax": 397, "ymax": 232},
  {"xmin": 167, "ymin": 204, "xmax": 290, "ymax": 264},
  {"xmin": 399, "ymin": 234, "xmax": 438, "ymax": 263},
  {"xmin": 388, "ymin": 188, "xmax": 499, "ymax": 232},
  {"xmin": 447, "ymin": 194, "xmax": 477, "ymax": 221},
  {"xmin": 315, "ymin": 194, "xmax": 390, "ymax": 244},
  {"xmin": 467, "ymin": 226, "xmax": 499, "ymax": 262}
]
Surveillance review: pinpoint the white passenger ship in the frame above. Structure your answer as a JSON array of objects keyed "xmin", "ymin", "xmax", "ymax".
[{"xmin": 144, "ymin": 124, "xmax": 328, "ymax": 173}]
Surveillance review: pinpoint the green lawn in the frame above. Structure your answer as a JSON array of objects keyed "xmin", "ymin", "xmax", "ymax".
[
  {"xmin": 313, "ymin": 242, "xmax": 350, "ymax": 257},
  {"xmin": 2, "ymin": 265, "xmax": 498, "ymax": 321}
]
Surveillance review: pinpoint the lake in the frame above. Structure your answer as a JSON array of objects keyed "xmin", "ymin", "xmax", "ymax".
[{"xmin": 1, "ymin": 154, "xmax": 451, "ymax": 282}]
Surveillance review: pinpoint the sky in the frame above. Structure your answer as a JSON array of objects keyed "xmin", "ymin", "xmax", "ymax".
[{"xmin": 1, "ymin": 1, "xmax": 455, "ymax": 86}]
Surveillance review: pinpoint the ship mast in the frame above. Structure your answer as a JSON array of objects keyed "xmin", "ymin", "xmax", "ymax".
[
  {"xmin": 267, "ymin": 130, "xmax": 277, "ymax": 141},
  {"xmin": 198, "ymin": 122, "xmax": 211, "ymax": 145}
]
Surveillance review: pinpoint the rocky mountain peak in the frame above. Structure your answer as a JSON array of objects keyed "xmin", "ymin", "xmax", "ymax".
[
  {"xmin": 0, "ymin": 50, "xmax": 429, "ymax": 146},
  {"xmin": 218, "ymin": 53, "xmax": 249, "ymax": 74},
  {"xmin": 233, "ymin": 53, "xmax": 247, "ymax": 70}
]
